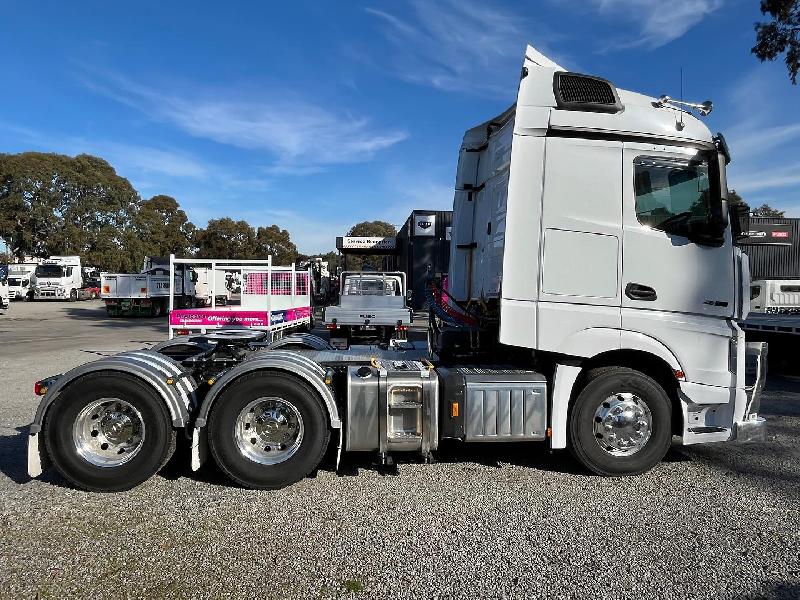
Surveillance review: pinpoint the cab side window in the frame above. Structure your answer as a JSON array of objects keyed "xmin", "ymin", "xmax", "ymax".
[{"xmin": 633, "ymin": 156, "xmax": 713, "ymax": 232}]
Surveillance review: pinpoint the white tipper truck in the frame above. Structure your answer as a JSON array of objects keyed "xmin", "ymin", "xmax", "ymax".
[
  {"xmin": 28, "ymin": 45, "xmax": 766, "ymax": 492},
  {"xmin": 33, "ymin": 256, "xmax": 83, "ymax": 301},
  {"xmin": 101, "ymin": 259, "xmax": 197, "ymax": 317}
]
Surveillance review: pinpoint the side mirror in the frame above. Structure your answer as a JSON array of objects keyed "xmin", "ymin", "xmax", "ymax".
[
  {"xmin": 191, "ymin": 271, "xmax": 198, "ymax": 283},
  {"xmin": 729, "ymin": 201, "xmax": 751, "ymax": 243},
  {"xmin": 406, "ymin": 290, "xmax": 412, "ymax": 301}
]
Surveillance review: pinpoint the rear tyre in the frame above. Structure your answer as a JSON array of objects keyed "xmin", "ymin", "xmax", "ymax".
[
  {"xmin": 208, "ymin": 372, "xmax": 330, "ymax": 489},
  {"xmin": 568, "ymin": 367, "xmax": 672, "ymax": 476},
  {"xmin": 151, "ymin": 301, "xmax": 163, "ymax": 318},
  {"xmin": 43, "ymin": 372, "xmax": 176, "ymax": 492}
]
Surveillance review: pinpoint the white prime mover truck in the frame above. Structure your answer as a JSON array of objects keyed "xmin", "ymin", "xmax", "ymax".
[
  {"xmin": 7, "ymin": 263, "xmax": 38, "ymax": 300},
  {"xmin": 33, "ymin": 256, "xmax": 84, "ymax": 301},
  {"xmin": 28, "ymin": 46, "xmax": 766, "ymax": 492}
]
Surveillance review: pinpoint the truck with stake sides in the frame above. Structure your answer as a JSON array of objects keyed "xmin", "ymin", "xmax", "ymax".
[{"xmin": 27, "ymin": 46, "xmax": 767, "ymax": 491}]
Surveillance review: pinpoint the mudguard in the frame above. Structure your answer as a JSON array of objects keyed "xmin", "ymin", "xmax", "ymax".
[
  {"xmin": 27, "ymin": 349, "xmax": 197, "ymax": 478},
  {"xmin": 193, "ymin": 350, "xmax": 341, "ymax": 429}
]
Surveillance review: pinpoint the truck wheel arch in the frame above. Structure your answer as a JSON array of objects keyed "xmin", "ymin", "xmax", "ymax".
[
  {"xmin": 550, "ymin": 343, "xmax": 684, "ymax": 450},
  {"xmin": 28, "ymin": 352, "xmax": 195, "ymax": 478},
  {"xmin": 193, "ymin": 351, "xmax": 342, "ymax": 431}
]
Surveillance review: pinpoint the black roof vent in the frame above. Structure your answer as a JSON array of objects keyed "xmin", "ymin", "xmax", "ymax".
[{"xmin": 553, "ymin": 72, "xmax": 622, "ymax": 114}]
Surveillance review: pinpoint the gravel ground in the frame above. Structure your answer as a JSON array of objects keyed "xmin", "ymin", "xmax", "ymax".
[{"xmin": 1, "ymin": 301, "xmax": 799, "ymax": 599}]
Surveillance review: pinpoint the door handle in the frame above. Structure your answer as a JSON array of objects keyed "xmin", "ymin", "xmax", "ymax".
[{"xmin": 625, "ymin": 283, "xmax": 657, "ymax": 301}]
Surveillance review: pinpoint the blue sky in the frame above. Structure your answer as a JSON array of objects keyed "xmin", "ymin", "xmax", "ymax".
[{"xmin": 1, "ymin": 0, "xmax": 798, "ymax": 253}]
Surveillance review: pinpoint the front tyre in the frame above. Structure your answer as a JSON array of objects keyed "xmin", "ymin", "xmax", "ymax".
[
  {"xmin": 43, "ymin": 372, "xmax": 176, "ymax": 491},
  {"xmin": 69, "ymin": 289, "xmax": 77, "ymax": 302},
  {"xmin": 569, "ymin": 367, "xmax": 672, "ymax": 476},
  {"xmin": 208, "ymin": 372, "xmax": 330, "ymax": 489}
]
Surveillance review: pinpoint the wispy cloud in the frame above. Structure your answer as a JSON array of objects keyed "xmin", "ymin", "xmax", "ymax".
[
  {"xmin": 3, "ymin": 123, "xmax": 210, "ymax": 179},
  {"xmin": 730, "ymin": 163, "xmax": 800, "ymax": 194},
  {"xmin": 365, "ymin": 0, "xmax": 555, "ymax": 96},
  {"xmin": 589, "ymin": 0, "xmax": 723, "ymax": 49},
  {"xmin": 726, "ymin": 122, "xmax": 800, "ymax": 162},
  {"xmin": 80, "ymin": 70, "xmax": 407, "ymax": 174}
]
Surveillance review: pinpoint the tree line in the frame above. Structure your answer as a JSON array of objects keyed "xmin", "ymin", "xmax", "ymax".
[{"xmin": 0, "ymin": 152, "xmax": 327, "ymax": 272}]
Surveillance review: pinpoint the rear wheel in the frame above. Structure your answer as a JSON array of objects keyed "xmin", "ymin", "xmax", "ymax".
[
  {"xmin": 569, "ymin": 367, "xmax": 672, "ymax": 476},
  {"xmin": 43, "ymin": 372, "xmax": 176, "ymax": 491},
  {"xmin": 208, "ymin": 372, "xmax": 330, "ymax": 489},
  {"xmin": 151, "ymin": 300, "xmax": 163, "ymax": 318}
]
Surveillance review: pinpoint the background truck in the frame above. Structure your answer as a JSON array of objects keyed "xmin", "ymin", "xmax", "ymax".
[
  {"xmin": 749, "ymin": 279, "xmax": 800, "ymax": 314},
  {"xmin": 193, "ymin": 267, "xmax": 230, "ymax": 307},
  {"xmin": 323, "ymin": 271, "xmax": 412, "ymax": 346},
  {"xmin": 33, "ymin": 256, "xmax": 84, "ymax": 301},
  {"xmin": 28, "ymin": 45, "xmax": 766, "ymax": 493},
  {"xmin": 7, "ymin": 263, "xmax": 38, "ymax": 300},
  {"xmin": 101, "ymin": 260, "xmax": 196, "ymax": 317},
  {"xmin": 0, "ymin": 265, "xmax": 8, "ymax": 310}
]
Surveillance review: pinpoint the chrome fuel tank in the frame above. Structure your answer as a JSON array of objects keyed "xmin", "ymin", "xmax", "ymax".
[{"xmin": 345, "ymin": 361, "xmax": 438, "ymax": 454}]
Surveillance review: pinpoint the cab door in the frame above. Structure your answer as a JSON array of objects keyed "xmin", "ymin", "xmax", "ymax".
[{"xmin": 621, "ymin": 142, "xmax": 735, "ymax": 387}]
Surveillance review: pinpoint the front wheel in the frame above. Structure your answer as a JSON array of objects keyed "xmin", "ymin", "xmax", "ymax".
[
  {"xmin": 208, "ymin": 372, "xmax": 330, "ymax": 489},
  {"xmin": 69, "ymin": 289, "xmax": 77, "ymax": 302},
  {"xmin": 43, "ymin": 372, "xmax": 176, "ymax": 491},
  {"xmin": 569, "ymin": 367, "xmax": 672, "ymax": 476}
]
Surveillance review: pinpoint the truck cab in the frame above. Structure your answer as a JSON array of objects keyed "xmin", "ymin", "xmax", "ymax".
[
  {"xmin": 33, "ymin": 256, "xmax": 83, "ymax": 301},
  {"xmin": 444, "ymin": 46, "xmax": 759, "ymax": 453}
]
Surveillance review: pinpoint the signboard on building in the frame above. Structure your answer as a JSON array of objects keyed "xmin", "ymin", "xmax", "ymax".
[
  {"xmin": 740, "ymin": 223, "xmax": 793, "ymax": 246},
  {"xmin": 336, "ymin": 236, "xmax": 398, "ymax": 251}
]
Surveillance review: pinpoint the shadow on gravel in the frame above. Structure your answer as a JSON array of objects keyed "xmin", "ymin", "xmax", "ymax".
[
  {"xmin": 0, "ymin": 425, "xmax": 62, "ymax": 487},
  {"xmin": 737, "ymin": 582, "xmax": 800, "ymax": 600},
  {"xmin": 62, "ymin": 305, "xmax": 167, "ymax": 331},
  {"xmin": 0, "ymin": 426, "xmax": 31, "ymax": 484}
]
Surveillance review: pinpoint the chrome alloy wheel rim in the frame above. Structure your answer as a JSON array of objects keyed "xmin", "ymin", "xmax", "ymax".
[
  {"xmin": 73, "ymin": 398, "xmax": 146, "ymax": 467},
  {"xmin": 234, "ymin": 397, "xmax": 304, "ymax": 465},
  {"xmin": 592, "ymin": 393, "xmax": 652, "ymax": 456}
]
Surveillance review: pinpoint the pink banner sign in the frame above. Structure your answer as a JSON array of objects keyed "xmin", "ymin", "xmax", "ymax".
[{"xmin": 170, "ymin": 310, "xmax": 270, "ymax": 327}]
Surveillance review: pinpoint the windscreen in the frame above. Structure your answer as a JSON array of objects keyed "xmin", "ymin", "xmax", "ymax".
[{"xmin": 35, "ymin": 265, "xmax": 64, "ymax": 278}]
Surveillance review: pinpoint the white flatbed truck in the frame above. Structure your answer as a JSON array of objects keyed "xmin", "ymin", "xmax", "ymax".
[
  {"xmin": 28, "ymin": 46, "xmax": 767, "ymax": 492},
  {"xmin": 166, "ymin": 256, "xmax": 312, "ymax": 339},
  {"xmin": 323, "ymin": 271, "xmax": 412, "ymax": 346}
]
